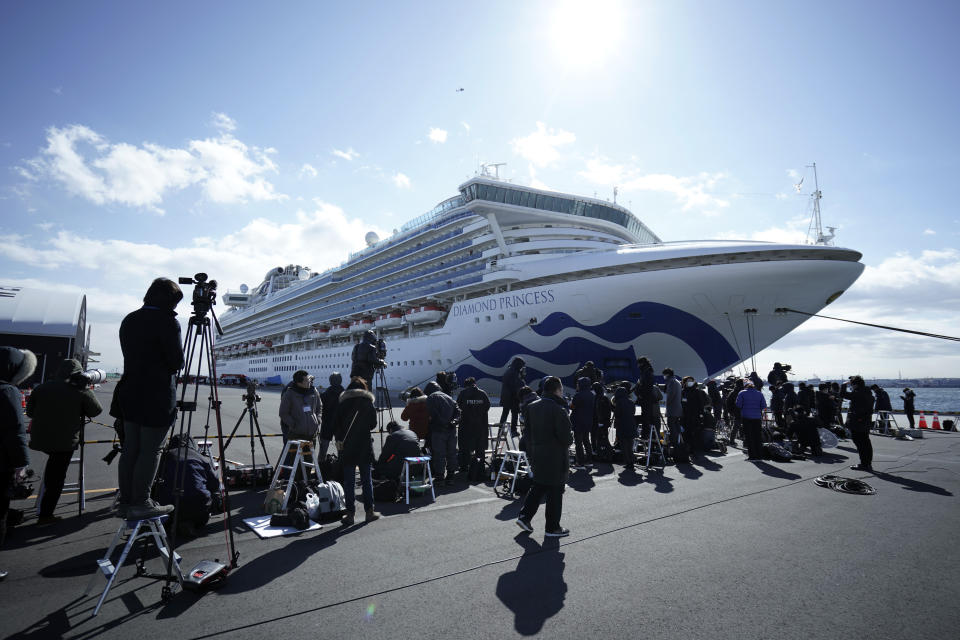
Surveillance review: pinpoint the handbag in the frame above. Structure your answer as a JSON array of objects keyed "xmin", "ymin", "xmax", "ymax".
[{"xmin": 336, "ymin": 411, "xmax": 359, "ymax": 453}]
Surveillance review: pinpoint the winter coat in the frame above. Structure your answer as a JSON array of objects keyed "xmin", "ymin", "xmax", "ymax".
[
  {"xmin": 724, "ymin": 384, "xmax": 743, "ymax": 418},
  {"xmin": 594, "ymin": 385, "xmax": 613, "ymax": 427},
  {"xmin": 426, "ymin": 390, "xmax": 460, "ymax": 431},
  {"xmin": 749, "ymin": 371, "xmax": 765, "ymax": 390},
  {"xmin": 816, "ymin": 390, "xmax": 835, "ymax": 423},
  {"xmin": 26, "ymin": 359, "xmax": 102, "ymax": 454},
  {"xmin": 735, "ymin": 388, "xmax": 767, "ymax": 420},
  {"xmin": 118, "ymin": 305, "xmax": 184, "ymax": 429},
  {"xmin": 456, "ymin": 385, "xmax": 490, "ymax": 431},
  {"xmin": 0, "ymin": 347, "xmax": 33, "ymax": 471},
  {"xmin": 570, "ymin": 377, "xmax": 595, "ymax": 433},
  {"xmin": 634, "ymin": 362, "xmax": 655, "ymax": 403},
  {"xmin": 350, "ymin": 332, "xmax": 381, "ymax": 384},
  {"xmin": 681, "ymin": 384, "xmax": 704, "ymax": 421},
  {"xmin": 574, "ymin": 364, "xmax": 603, "ymax": 384},
  {"xmin": 841, "ymin": 386, "xmax": 874, "ymax": 418},
  {"xmin": 155, "ymin": 441, "xmax": 221, "ymax": 524},
  {"xmin": 334, "ymin": 389, "xmax": 377, "ymax": 465},
  {"xmin": 767, "ymin": 366, "xmax": 787, "ymax": 387},
  {"xmin": 664, "ymin": 376, "xmax": 682, "ymax": 417},
  {"xmin": 524, "ymin": 395, "xmax": 573, "ymax": 487},
  {"xmin": 707, "ymin": 381, "xmax": 722, "ymax": 409},
  {"xmin": 499, "ymin": 358, "xmax": 526, "ymax": 407},
  {"xmin": 797, "ymin": 386, "xmax": 815, "ymax": 412},
  {"xmin": 874, "ymin": 388, "xmax": 892, "ymax": 412},
  {"xmin": 278, "ymin": 384, "xmax": 322, "ymax": 441},
  {"xmin": 613, "ymin": 387, "xmax": 637, "ymax": 437},
  {"xmin": 377, "ymin": 427, "xmax": 421, "ymax": 480},
  {"xmin": 319, "ymin": 383, "xmax": 344, "ymax": 440},
  {"xmin": 781, "ymin": 383, "xmax": 797, "ymax": 411},
  {"xmin": 901, "ymin": 391, "xmax": 915, "ymax": 413},
  {"xmin": 401, "ymin": 396, "xmax": 429, "ymax": 440}
]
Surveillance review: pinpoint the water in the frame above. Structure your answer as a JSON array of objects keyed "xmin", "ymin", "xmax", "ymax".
[{"xmin": 760, "ymin": 387, "xmax": 960, "ymax": 417}]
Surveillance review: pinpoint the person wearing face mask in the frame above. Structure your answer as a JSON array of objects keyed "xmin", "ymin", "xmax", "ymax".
[
  {"xmin": 680, "ymin": 376, "xmax": 704, "ymax": 456},
  {"xmin": 841, "ymin": 375, "xmax": 875, "ymax": 472}
]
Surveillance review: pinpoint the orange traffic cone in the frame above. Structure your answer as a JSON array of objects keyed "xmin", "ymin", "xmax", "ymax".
[
  {"xmin": 918, "ymin": 412, "xmax": 928, "ymax": 429},
  {"xmin": 932, "ymin": 412, "xmax": 942, "ymax": 430}
]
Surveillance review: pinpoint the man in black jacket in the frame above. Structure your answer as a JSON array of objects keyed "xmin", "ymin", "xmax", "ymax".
[
  {"xmin": 498, "ymin": 357, "xmax": 526, "ymax": 437},
  {"xmin": 515, "ymin": 376, "xmax": 573, "ymax": 538},
  {"xmin": 842, "ymin": 375, "xmax": 875, "ymax": 472},
  {"xmin": 350, "ymin": 330, "xmax": 383, "ymax": 388},
  {"xmin": 425, "ymin": 381, "xmax": 460, "ymax": 485},
  {"xmin": 319, "ymin": 372, "xmax": 344, "ymax": 457},
  {"xmin": 1, "ymin": 347, "xmax": 36, "ymax": 581},
  {"xmin": 376, "ymin": 421, "xmax": 421, "ymax": 485},
  {"xmin": 456, "ymin": 377, "xmax": 490, "ymax": 479},
  {"xmin": 26, "ymin": 359, "xmax": 102, "ymax": 525},
  {"xmin": 117, "ymin": 278, "xmax": 185, "ymax": 520}
]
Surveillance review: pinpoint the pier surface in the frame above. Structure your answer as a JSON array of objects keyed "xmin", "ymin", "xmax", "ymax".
[{"xmin": 2, "ymin": 382, "xmax": 958, "ymax": 639}]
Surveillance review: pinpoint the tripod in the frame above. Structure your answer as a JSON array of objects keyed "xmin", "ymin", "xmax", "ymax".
[
  {"xmin": 642, "ymin": 418, "xmax": 666, "ymax": 470},
  {"xmin": 223, "ymin": 394, "xmax": 271, "ymax": 467},
  {"xmin": 373, "ymin": 366, "xmax": 394, "ymax": 448},
  {"xmin": 160, "ymin": 274, "xmax": 238, "ymax": 601}
]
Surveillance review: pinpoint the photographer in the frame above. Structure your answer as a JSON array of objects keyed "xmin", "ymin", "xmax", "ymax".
[
  {"xmin": 25, "ymin": 359, "xmax": 103, "ymax": 525},
  {"xmin": 279, "ymin": 370, "xmax": 322, "ymax": 445},
  {"xmin": 842, "ymin": 376, "xmax": 875, "ymax": 472},
  {"xmin": 900, "ymin": 388, "xmax": 916, "ymax": 428},
  {"xmin": 456, "ymin": 377, "xmax": 490, "ymax": 480},
  {"xmin": 1, "ymin": 347, "xmax": 37, "ymax": 581},
  {"xmin": 350, "ymin": 330, "xmax": 384, "ymax": 388},
  {"xmin": 498, "ymin": 357, "xmax": 526, "ymax": 438},
  {"xmin": 117, "ymin": 277, "xmax": 184, "ymax": 520},
  {"xmin": 425, "ymin": 380, "xmax": 460, "ymax": 485},
  {"xmin": 767, "ymin": 362, "xmax": 789, "ymax": 387},
  {"xmin": 335, "ymin": 377, "xmax": 380, "ymax": 525},
  {"xmin": 319, "ymin": 372, "xmax": 344, "ymax": 457}
]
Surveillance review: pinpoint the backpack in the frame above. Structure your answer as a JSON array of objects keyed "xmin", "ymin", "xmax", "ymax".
[
  {"xmin": 763, "ymin": 442, "xmax": 793, "ymax": 462},
  {"xmin": 310, "ymin": 480, "xmax": 346, "ymax": 522}
]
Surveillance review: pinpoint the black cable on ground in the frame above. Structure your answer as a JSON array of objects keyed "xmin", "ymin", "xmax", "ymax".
[{"xmin": 782, "ymin": 308, "xmax": 960, "ymax": 342}]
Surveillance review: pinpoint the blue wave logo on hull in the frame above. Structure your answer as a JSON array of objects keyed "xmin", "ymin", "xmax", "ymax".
[{"xmin": 457, "ymin": 301, "xmax": 739, "ymax": 386}]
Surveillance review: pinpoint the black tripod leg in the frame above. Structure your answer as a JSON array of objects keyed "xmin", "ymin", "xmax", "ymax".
[
  {"xmin": 222, "ymin": 408, "xmax": 248, "ymax": 454},
  {"xmin": 250, "ymin": 410, "xmax": 271, "ymax": 467}
]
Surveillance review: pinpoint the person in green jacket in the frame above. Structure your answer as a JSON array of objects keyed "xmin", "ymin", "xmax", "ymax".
[
  {"xmin": 515, "ymin": 376, "xmax": 573, "ymax": 538},
  {"xmin": 26, "ymin": 359, "xmax": 102, "ymax": 525}
]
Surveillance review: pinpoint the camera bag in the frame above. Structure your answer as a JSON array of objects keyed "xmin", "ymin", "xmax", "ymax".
[{"xmin": 309, "ymin": 481, "xmax": 346, "ymax": 522}]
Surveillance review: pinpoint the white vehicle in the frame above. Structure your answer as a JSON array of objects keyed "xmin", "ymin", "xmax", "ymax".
[{"xmin": 214, "ymin": 167, "xmax": 863, "ymax": 394}]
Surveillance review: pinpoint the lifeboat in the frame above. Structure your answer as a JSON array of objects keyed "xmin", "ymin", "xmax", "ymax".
[
  {"xmin": 265, "ymin": 339, "xmax": 273, "ymax": 348},
  {"xmin": 329, "ymin": 322, "xmax": 350, "ymax": 336},
  {"xmin": 350, "ymin": 317, "xmax": 374, "ymax": 333},
  {"xmin": 374, "ymin": 310, "xmax": 403, "ymax": 329},
  {"xmin": 317, "ymin": 326, "xmax": 330, "ymax": 336},
  {"xmin": 405, "ymin": 305, "xmax": 445, "ymax": 325}
]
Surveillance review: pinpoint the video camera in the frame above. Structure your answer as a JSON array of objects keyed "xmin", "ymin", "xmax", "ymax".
[
  {"xmin": 376, "ymin": 338, "xmax": 388, "ymax": 364},
  {"xmin": 69, "ymin": 368, "xmax": 106, "ymax": 388},
  {"xmin": 179, "ymin": 272, "xmax": 218, "ymax": 317},
  {"xmin": 242, "ymin": 379, "xmax": 261, "ymax": 406}
]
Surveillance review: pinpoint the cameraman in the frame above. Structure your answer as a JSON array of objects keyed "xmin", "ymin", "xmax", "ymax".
[
  {"xmin": 117, "ymin": 277, "xmax": 184, "ymax": 520},
  {"xmin": 350, "ymin": 330, "xmax": 384, "ymax": 388},
  {"xmin": 279, "ymin": 370, "xmax": 322, "ymax": 446},
  {"xmin": 1, "ymin": 347, "xmax": 36, "ymax": 581},
  {"xmin": 842, "ymin": 376, "xmax": 875, "ymax": 472},
  {"xmin": 425, "ymin": 380, "xmax": 460, "ymax": 485},
  {"xmin": 26, "ymin": 359, "xmax": 102, "ymax": 525}
]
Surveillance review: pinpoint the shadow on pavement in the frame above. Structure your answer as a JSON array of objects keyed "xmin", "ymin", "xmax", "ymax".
[
  {"xmin": 871, "ymin": 470, "xmax": 954, "ymax": 496},
  {"xmin": 567, "ymin": 468, "xmax": 595, "ymax": 492},
  {"xmin": 496, "ymin": 535, "xmax": 566, "ymax": 635},
  {"xmin": 748, "ymin": 460, "xmax": 802, "ymax": 480},
  {"xmin": 676, "ymin": 463, "xmax": 703, "ymax": 480},
  {"xmin": 616, "ymin": 467, "xmax": 643, "ymax": 486},
  {"xmin": 645, "ymin": 469, "xmax": 674, "ymax": 493}
]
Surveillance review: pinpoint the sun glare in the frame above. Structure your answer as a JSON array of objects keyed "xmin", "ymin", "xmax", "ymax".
[{"xmin": 548, "ymin": 0, "xmax": 625, "ymax": 69}]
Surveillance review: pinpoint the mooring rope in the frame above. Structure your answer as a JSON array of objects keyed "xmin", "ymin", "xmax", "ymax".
[{"xmin": 782, "ymin": 308, "xmax": 960, "ymax": 342}]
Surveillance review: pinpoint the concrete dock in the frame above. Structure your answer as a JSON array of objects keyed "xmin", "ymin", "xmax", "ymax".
[{"xmin": 2, "ymin": 382, "xmax": 958, "ymax": 639}]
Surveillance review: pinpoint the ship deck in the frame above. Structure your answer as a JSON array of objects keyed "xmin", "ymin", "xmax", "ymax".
[{"xmin": 3, "ymin": 381, "xmax": 957, "ymax": 639}]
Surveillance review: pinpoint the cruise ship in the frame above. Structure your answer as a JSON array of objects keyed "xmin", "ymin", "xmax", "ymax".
[{"xmin": 214, "ymin": 169, "xmax": 864, "ymax": 394}]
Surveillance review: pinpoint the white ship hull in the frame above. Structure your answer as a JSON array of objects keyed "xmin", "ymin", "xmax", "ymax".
[{"xmin": 217, "ymin": 242, "xmax": 863, "ymax": 394}]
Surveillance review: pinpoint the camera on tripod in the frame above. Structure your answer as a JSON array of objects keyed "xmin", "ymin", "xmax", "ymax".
[
  {"xmin": 178, "ymin": 272, "xmax": 218, "ymax": 317},
  {"xmin": 242, "ymin": 380, "xmax": 261, "ymax": 406},
  {"xmin": 69, "ymin": 368, "xmax": 106, "ymax": 388},
  {"xmin": 376, "ymin": 338, "xmax": 388, "ymax": 364}
]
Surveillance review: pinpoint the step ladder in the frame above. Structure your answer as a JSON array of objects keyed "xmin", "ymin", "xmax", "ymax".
[
  {"xmin": 873, "ymin": 411, "xmax": 899, "ymax": 436},
  {"xmin": 267, "ymin": 439, "xmax": 323, "ymax": 513},
  {"xmin": 84, "ymin": 515, "xmax": 183, "ymax": 617},
  {"xmin": 488, "ymin": 423, "xmax": 520, "ymax": 480},
  {"xmin": 35, "ymin": 449, "xmax": 85, "ymax": 516},
  {"xmin": 401, "ymin": 456, "xmax": 435, "ymax": 504},
  {"xmin": 495, "ymin": 450, "xmax": 531, "ymax": 495}
]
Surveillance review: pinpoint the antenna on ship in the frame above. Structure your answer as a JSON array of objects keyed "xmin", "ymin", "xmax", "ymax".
[
  {"xmin": 804, "ymin": 162, "xmax": 835, "ymax": 245},
  {"xmin": 480, "ymin": 162, "xmax": 507, "ymax": 180},
  {"xmin": 613, "ymin": 186, "xmax": 618, "ymax": 204}
]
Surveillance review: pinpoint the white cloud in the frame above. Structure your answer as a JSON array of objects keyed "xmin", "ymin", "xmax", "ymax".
[
  {"xmin": 461, "ymin": 122, "xmax": 471, "ymax": 132},
  {"xmin": 211, "ymin": 112, "xmax": 237, "ymax": 132},
  {"xmin": 580, "ymin": 155, "xmax": 730, "ymax": 213},
  {"xmin": 510, "ymin": 122, "xmax": 576, "ymax": 168},
  {"xmin": 28, "ymin": 122, "xmax": 286, "ymax": 211},
  {"xmin": 35, "ymin": 222, "xmax": 54, "ymax": 231},
  {"xmin": 299, "ymin": 163, "xmax": 318, "ymax": 179},
  {"xmin": 923, "ymin": 228, "xmax": 936, "ymax": 235},
  {"xmin": 392, "ymin": 172, "xmax": 411, "ymax": 189},
  {"xmin": 717, "ymin": 216, "xmax": 810, "ymax": 244},
  {"xmin": 331, "ymin": 148, "xmax": 359, "ymax": 161},
  {"xmin": 787, "ymin": 169, "xmax": 800, "ymax": 180},
  {"xmin": 428, "ymin": 128, "xmax": 448, "ymax": 143}
]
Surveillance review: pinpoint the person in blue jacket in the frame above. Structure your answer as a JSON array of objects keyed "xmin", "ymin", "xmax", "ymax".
[{"xmin": 736, "ymin": 380, "xmax": 767, "ymax": 460}]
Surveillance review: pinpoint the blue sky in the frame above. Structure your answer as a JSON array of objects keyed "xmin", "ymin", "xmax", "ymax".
[{"xmin": 2, "ymin": 1, "xmax": 958, "ymax": 378}]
